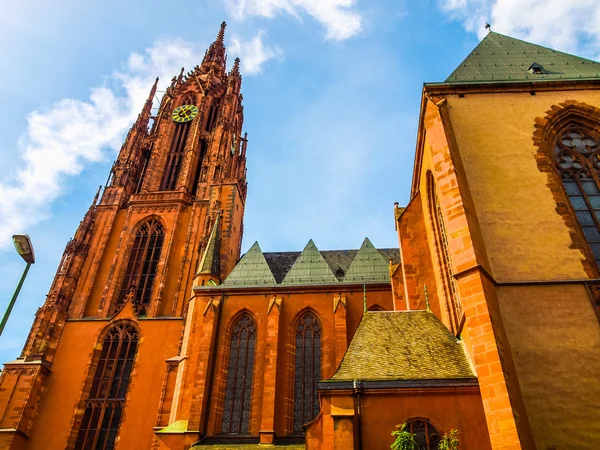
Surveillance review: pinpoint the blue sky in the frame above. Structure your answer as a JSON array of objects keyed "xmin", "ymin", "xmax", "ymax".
[{"xmin": 1, "ymin": 0, "xmax": 598, "ymax": 362}]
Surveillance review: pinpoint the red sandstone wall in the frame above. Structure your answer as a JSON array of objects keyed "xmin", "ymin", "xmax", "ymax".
[
  {"xmin": 200, "ymin": 287, "xmax": 393, "ymax": 438},
  {"xmin": 23, "ymin": 318, "xmax": 182, "ymax": 449}
]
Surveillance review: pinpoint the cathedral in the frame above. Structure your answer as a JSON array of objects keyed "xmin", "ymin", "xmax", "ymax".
[{"xmin": 2, "ymin": 22, "xmax": 600, "ymax": 450}]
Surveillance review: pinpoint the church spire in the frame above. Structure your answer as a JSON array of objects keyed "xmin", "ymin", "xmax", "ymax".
[
  {"xmin": 202, "ymin": 21, "xmax": 227, "ymax": 72},
  {"xmin": 136, "ymin": 77, "xmax": 158, "ymax": 133}
]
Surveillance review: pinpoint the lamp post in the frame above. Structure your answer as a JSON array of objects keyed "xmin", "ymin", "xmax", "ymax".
[{"xmin": 0, "ymin": 235, "xmax": 35, "ymax": 337}]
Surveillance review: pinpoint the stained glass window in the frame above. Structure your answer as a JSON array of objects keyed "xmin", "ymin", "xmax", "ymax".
[
  {"xmin": 555, "ymin": 129, "xmax": 600, "ymax": 266},
  {"xmin": 74, "ymin": 323, "xmax": 139, "ymax": 450},
  {"xmin": 221, "ymin": 313, "xmax": 256, "ymax": 435},
  {"xmin": 117, "ymin": 218, "xmax": 164, "ymax": 315},
  {"xmin": 293, "ymin": 311, "xmax": 321, "ymax": 434},
  {"xmin": 405, "ymin": 418, "xmax": 441, "ymax": 450}
]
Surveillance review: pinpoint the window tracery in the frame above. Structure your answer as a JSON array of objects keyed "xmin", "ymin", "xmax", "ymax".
[
  {"xmin": 555, "ymin": 128, "xmax": 600, "ymax": 266},
  {"xmin": 221, "ymin": 313, "xmax": 256, "ymax": 434},
  {"xmin": 74, "ymin": 323, "xmax": 139, "ymax": 450},
  {"xmin": 161, "ymin": 99, "xmax": 194, "ymax": 190},
  {"xmin": 117, "ymin": 218, "xmax": 164, "ymax": 315},
  {"xmin": 293, "ymin": 311, "xmax": 321, "ymax": 433},
  {"xmin": 404, "ymin": 418, "xmax": 441, "ymax": 450}
]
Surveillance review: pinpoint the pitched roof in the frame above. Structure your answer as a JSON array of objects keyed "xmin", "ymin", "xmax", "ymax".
[
  {"xmin": 216, "ymin": 240, "xmax": 400, "ymax": 287},
  {"xmin": 446, "ymin": 32, "xmax": 600, "ymax": 83},
  {"xmin": 282, "ymin": 240, "xmax": 338, "ymax": 284},
  {"xmin": 221, "ymin": 241, "xmax": 276, "ymax": 286},
  {"xmin": 327, "ymin": 311, "xmax": 475, "ymax": 382},
  {"xmin": 344, "ymin": 238, "xmax": 390, "ymax": 282}
]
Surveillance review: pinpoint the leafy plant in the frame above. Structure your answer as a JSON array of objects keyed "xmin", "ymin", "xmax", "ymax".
[
  {"xmin": 438, "ymin": 429, "xmax": 460, "ymax": 450},
  {"xmin": 391, "ymin": 423, "xmax": 416, "ymax": 450}
]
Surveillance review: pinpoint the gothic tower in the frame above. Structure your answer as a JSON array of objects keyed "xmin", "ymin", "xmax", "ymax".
[{"xmin": 0, "ymin": 22, "xmax": 248, "ymax": 450}]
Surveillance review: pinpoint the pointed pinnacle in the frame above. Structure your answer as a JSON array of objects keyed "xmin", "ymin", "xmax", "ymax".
[
  {"xmin": 231, "ymin": 57, "xmax": 240, "ymax": 76},
  {"xmin": 216, "ymin": 21, "xmax": 226, "ymax": 45}
]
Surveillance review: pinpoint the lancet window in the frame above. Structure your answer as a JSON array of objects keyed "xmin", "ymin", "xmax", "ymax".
[
  {"xmin": 221, "ymin": 313, "xmax": 256, "ymax": 434},
  {"xmin": 205, "ymin": 100, "xmax": 220, "ymax": 132},
  {"xmin": 161, "ymin": 98, "xmax": 195, "ymax": 190},
  {"xmin": 403, "ymin": 418, "xmax": 442, "ymax": 450},
  {"xmin": 555, "ymin": 128, "xmax": 600, "ymax": 266},
  {"xmin": 74, "ymin": 323, "xmax": 139, "ymax": 450},
  {"xmin": 427, "ymin": 172, "xmax": 463, "ymax": 335},
  {"xmin": 117, "ymin": 218, "xmax": 164, "ymax": 314},
  {"xmin": 293, "ymin": 311, "xmax": 321, "ymax": 433}
]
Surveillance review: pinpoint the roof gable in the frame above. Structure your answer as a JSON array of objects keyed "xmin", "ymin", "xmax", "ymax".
[
  {"xmin": 221, "ymin": 241, "xmax": 276, "ymax": 286},
  {"xmin": 446, "ymin": 32, "xmax": 600, "ymax": 83},
  {"xmin": 282, "ymin": 240, "xmax": 338, "ymax": 284},
  {"xmin": 344, "ymin": 237, "xmax": 390, "ymax": 282}
]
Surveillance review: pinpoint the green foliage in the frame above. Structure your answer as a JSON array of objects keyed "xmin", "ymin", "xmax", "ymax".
[
  {"xmin": 438, "ymin": 429, "xmax": 460, "ymax": 450},
  {"xmin": 390, "ymin": 423, "xmax": 416, "ymax": 450}
]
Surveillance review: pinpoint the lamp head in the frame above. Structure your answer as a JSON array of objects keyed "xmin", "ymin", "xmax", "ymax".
[{"xmin": 12, "ymin": 235, "xmax": 35, "ymax": 264}]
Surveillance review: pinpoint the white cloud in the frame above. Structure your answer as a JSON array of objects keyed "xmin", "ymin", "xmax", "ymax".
[
  {"xmin": 438, "ymin": 0, "xmax": 600, "ymax": 57},
  {"xmin": 225, "ymin": 0, "xmax": 362, "ymax": 41},
  {"xmin": 0, "ymin": 38, "xmax": 240, "ymax": 250},
  {"xmin": 229, "ymin": 30, "xmax": 282, "ymax": 74}
]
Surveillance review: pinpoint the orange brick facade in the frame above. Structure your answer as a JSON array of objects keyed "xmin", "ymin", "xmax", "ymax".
[{"xmin": 3, "ymin": 26, "xmax": 600, "ymax": 450}]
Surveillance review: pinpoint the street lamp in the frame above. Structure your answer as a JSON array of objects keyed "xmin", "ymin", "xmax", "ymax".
[{"xmin": 0, "ymin": 235, "xmax": 35, "ymax": 336}]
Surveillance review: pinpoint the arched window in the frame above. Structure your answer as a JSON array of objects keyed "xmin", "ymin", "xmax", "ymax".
[
  {"xmin": 221, "ymin": 313, "xmax": 256, "ymax": 435},
  {"xmin": 293, "ymin": 311, "xmax": 321, "ymax": 433},
  {"xmin": 205, "ymin": 99, "xmax": 220, "ymax": 132},
  {"xmin": 555, "ymin": 128, "xmax": 600, "ymax": 266},
  {"xmin": 74, "ymin": 323, "xmax": 139, "ymax": 450},
  {"xmin": 427, "ymin": 172, "xmax": 463, "ymax": 335},
  {"xmin": 117, "ymin": 218, "xmax": 164, "ymax": 315},
  {"xmin": 161, "ymin": 98, "xmax": 195, "ymax": 190},
  {"xmin": 404, "ymin": 418, "xmax": 441, "ymax": 450}
]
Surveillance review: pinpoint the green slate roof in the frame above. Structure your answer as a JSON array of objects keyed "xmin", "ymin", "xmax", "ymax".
[
  {"xmin": 327, "ymin": 311, "xmax": 475, "ymax": 382},
  {"xmin": 221, "ymin": 241, "xmax": 276, "ymax": 286},
  {"xmin": 214, "ymin": 240, "xmax": 400, "ymax": 287},
  {"xmin": 446, "ymin": 31, "xmax": 600, "ymax": 83},
  {"xmin": 344, "ymin": 238, "xmax": 390, "ymax": 283},
  {"xmin": 282, "ymin": 240, "xmax": 337, "ymax": 284}
]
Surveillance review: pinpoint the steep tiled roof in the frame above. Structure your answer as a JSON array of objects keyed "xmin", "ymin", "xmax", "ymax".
[
  {"xmin": 221, "ymin": 242, "xmax": 276, "ymax": 286},
  {"xmin": 446, "ymin": 32, "xmax": 600, "ymax": 83},
  {"xmin": 264, "ymin": 251, "xmax": 300, "ymax": 283},
  {"xmin": 327, "ymin": 311, "xmax": 475, "ymax": 382},
  {"xmin": 282, "ymin": 240, "xmax": 338, "ymax": 284},
  {"xmin": 344, "ymin": 238, "xmax": 390, "ymax": 282},
  {"xmin": 216, "ymin": 240, "xmax": 400, "ymax": 287}
]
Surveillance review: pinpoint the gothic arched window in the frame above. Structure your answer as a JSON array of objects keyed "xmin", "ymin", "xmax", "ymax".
[
  {"xmin": 205, "ymin": 99, "xmax": 220, "ymax": 132},
  {"xmin": 555, "ymin": 128, "xmax": 600, "ymax": 266},
  {"xmin": 404, "ymin": 418, "xmax": 441, "ymax": 450},
  {"xmin": 427, "ymin": 171, "xmax": 463, "ymax": 334},
  {"xmin": 161, "ymin": 98, "xmax": 195, "ymax": 190},
  {"xmin": 74, "ymin": 323, "xmax": 139, "ymax": 450},
  {"xmin": 117, "ymin": 218, "xmax": 164, "ymax": 314},
  {"xmin": 221, "ymin": 313, "xmax": 256, "ymax": 435},
  {"xmin": 293, "ymin": 311, "xmax": 321, "ymax": 433}
]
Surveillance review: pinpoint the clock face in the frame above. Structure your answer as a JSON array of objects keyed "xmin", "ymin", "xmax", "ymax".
[{"xmin": 171, "ymin": 104, "xmax": 198, "ymax": 123}]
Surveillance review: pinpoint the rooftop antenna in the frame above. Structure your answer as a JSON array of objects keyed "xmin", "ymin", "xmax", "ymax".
[
  {"xmin": 485, "ymin": 23, "xmax": 491, "ymax": 32},
  {"xmin": 363, "ymin": 283, "xmax": 367, "ymax": 313}
]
